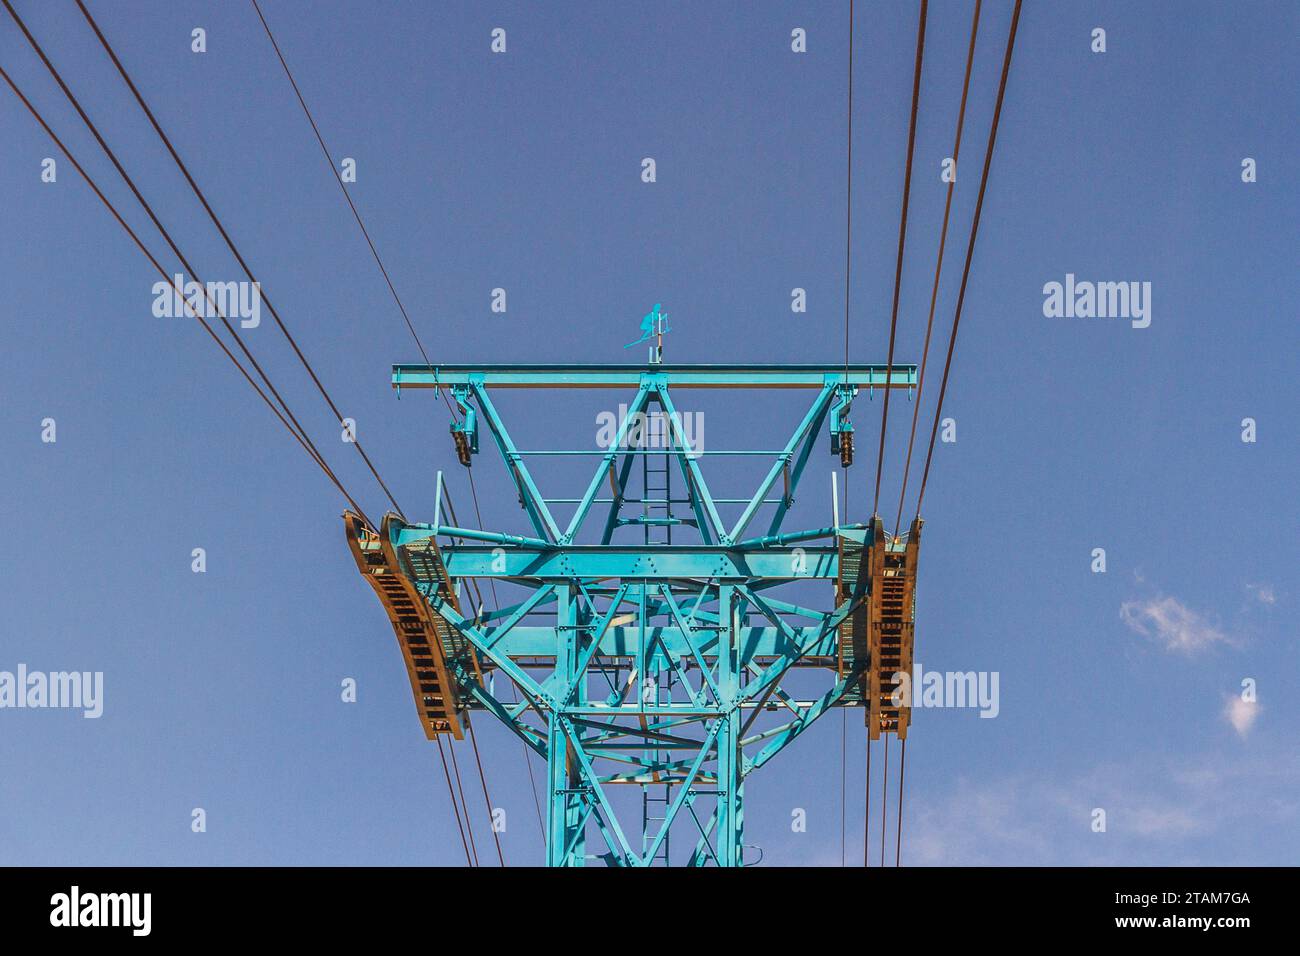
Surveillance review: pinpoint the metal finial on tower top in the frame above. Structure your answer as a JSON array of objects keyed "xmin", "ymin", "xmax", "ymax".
[{"xmin": 625, "ymin": 302, "xmax": 670, "ymax": 363}]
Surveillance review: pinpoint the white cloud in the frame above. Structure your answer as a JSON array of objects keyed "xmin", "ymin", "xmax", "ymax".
[
  {"xmin": 1126, "ymin": 804, "xmax": 1203, "ymax": 838},
  {"xmin": 1119, "ymin": 594, "xmax": 1232, "ymax": 653},
  {"xmin": 909, "ymin": 776, "xmax": 1059, "ymax": 866},
  {"xmin": 908, "ymin": 750, "xmax": 1300, "ymax": 865},
  {"xmin": 1246, "ymin": 583, "xmax": 1276, "ymax": 606},
  {"xmin": 1223, "ymin": 694, "xmax": 1260, "ymax": 737}
]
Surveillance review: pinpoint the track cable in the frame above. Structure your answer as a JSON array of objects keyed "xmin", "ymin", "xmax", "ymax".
[
  {"xmin": 840, "ymin": 0, "xmax": 856, "ymax": 871},
  {"xmin": 915, "ymin": 0, "xmax": 1022, "ymax": 517},
  {"xmin": 893, "ymin": 0, "xmax": 982, "ymax": 535},
  {"xmin": 249, "ymin": 0, "xmax": 529, "ymax": 861},
  {"xmin": 247, "ymin": 0, "xmax": 458, "ymax": 421},
  {"xmin": 435, "ymin": 737, "xmax": 474, "ymax": 866},
  {"xmin": 872, "ymin": 0, "xmax": 928, "ymax": 517},
  {"xmin": 0, "ymin": 62, "xmax": 374, "ymax": 528},
  {"xmin": 74, "ymin": 0, "xmax": 408, "ymax": 519},
  {"xmin": 1, "ymin": 0, "xmax": 364, "ymax": 524},
  {"xmin": 248, "ymin": 0, "xmax": 528, "ymax": 863}
]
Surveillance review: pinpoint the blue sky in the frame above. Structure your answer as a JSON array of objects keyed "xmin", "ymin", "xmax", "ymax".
[{"xmin": 1, "ymin": 0, "xmax": 1295, "ymax": 866}]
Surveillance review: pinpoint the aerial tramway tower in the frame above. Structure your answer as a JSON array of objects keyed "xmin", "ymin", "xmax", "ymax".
[{"xmin": 344, "ymin": 344, "xmax": 921, "ymax": 866}]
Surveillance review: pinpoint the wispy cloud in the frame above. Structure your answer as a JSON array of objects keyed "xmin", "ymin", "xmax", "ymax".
[
  {"xmin": 1246, "ymin": 583, "xmax": 1276, "ymax": 606},
  {"xmin": 908, "ymin": 750, "xmax": 1300, "ymax": 865},
  {"xmin": 1119, "ymin": 594, "xmax": 1232, "ymax": 653},
  {"xmin": 1125, "ymin": 804, "xmax": 1204, "ymax": 838},
  {"xmin": 1223, "ymin": 694, "xmax": 1260, "ymax": 737}
]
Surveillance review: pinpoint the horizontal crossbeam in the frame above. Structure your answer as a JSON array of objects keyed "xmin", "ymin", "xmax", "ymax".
[
  {"xmin": 480, "ymin": 625, "xmax": 838, "ymax": 659},
  {"xmin": 392, "ymin": 363, "xmax": 917, "ymax": 390},
  {"xmin": 400, "ymin": 541, "xmax": 840, "ymax": 580}
]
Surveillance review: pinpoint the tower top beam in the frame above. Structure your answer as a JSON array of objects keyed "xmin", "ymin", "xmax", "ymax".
[{"xmin": 392, "ymin": 363, "xmax": 917, "ymax": 390}]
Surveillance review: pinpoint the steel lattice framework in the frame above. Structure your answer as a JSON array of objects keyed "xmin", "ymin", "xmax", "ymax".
[{"xmin": 345, "ymin": 361, "xmax": 921, "ymax": 866}]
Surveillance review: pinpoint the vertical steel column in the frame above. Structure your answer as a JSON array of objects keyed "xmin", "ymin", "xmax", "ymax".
[
  {"xmin": 547, "ymin": 584, "xmax": 585, "ymax": 865},
  {"xmin": 637, "ymin": 580, "xmax": 652, "ymax": 859},
  {"xmin": 715, "ymin": 583, "xmax": 743, "ymax": 866}
]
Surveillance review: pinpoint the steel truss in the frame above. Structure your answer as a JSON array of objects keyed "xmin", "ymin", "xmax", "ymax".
[{"xmin": 347, "ymin": 362, "xmax": 918, "ymax": 866}]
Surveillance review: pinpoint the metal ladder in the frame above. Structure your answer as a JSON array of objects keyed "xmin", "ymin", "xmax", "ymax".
[
  {"xmin": 641, "ymin": 436, "xmax": 675, "ymax": 864},
  {"xmin": 641, "ymin": 417, "xmax": 674, "ymax": 545}
]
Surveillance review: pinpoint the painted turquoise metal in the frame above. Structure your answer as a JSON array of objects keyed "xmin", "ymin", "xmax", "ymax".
[
  {"xmin": 384, "ymin": 362, "xmax": 916, "ymax": 866},
  {"xmin": 394, "ymin": 362, "xmax": 914, "ymax": 390}
]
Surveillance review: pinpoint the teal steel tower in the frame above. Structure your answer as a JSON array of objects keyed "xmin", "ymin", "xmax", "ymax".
[{"xmin": 345, "ymin": 359, "xmax": 921, "ymax": 866}]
